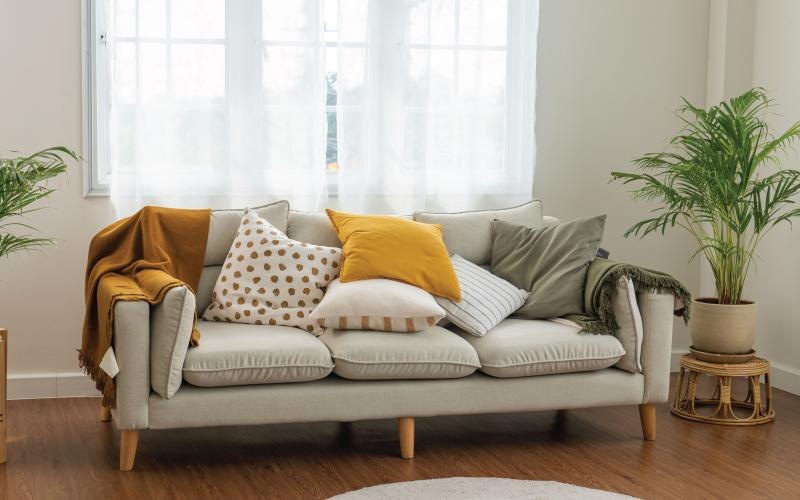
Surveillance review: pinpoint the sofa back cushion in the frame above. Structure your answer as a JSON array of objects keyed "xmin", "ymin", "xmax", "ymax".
[
  {"xmin": 543, "ymin": 215, "xmax": 560, "ymax": 227},
  {"xmin": 195, "ymin": 203, "xmax": 557, "ymax": 315},
  {"xmin": 287, "ymin": 210, "xmax": 342, "ymax": 248},
  {"xmin": 196, "ymin": 265, "xmax": 221, "ymax": 315},
  {"xmin": 413, "ymin": 201, "xmax": 544, "ymax": 265}
]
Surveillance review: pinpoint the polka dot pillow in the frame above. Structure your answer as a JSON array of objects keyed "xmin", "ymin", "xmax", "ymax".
[{"xmin": 203, "ymin": 209, "xmax": 342, "ymax": 334}]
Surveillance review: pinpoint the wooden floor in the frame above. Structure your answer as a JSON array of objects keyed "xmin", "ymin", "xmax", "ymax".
[{"xmin": 2, "ymin": 376, "xmax": 799, "ymax": 499}]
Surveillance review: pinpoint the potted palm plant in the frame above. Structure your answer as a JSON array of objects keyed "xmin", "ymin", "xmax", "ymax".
[{"xmin": 612, "ymin": 88, "xmax": 800, "ymax": 355}]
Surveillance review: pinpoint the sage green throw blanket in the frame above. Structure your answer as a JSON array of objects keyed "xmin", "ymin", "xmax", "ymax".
[{"xmin": 564, "ymin": 259, "xmax": 692, "ymax": 335}]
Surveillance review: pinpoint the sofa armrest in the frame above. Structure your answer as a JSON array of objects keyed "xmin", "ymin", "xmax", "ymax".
[
  {"xmin": 636, "ymin": 290, "xmax": 675, "ymax": 404},
  {"xmin": 112, "ymin": 300, "xmax": 150, "ymax": 429}
]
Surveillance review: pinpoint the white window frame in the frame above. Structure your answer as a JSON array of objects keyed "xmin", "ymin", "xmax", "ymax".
[{"xmin": 82, "ymin": 0, "xmax": 111, "ymax": 197}]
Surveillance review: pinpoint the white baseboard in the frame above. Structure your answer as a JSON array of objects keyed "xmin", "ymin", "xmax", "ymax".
[
  {"xmin": 769, "ymin": 361, "xmax": 800, "ymax": 396},
  {"xmin": 670, "ymin": 348, "xmax": 800, "ymax": 396},
  {"xmin": 670, "ymin": 349, "xmax": 687, "ymax": 372},
  {"xmin": 8, "ymin": 372, "xmax": 99, "ymax": 400}
]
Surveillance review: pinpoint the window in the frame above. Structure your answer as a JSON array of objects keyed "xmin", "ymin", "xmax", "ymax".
[{"xmin": 85, "ymin": 0, "xmax": 538, "ymax": 213}]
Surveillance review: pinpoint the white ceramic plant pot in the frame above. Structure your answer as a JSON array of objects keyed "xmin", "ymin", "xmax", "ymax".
[{"xmin": 689, "ymin": 298, "xmax": 757, "ymax": 355}]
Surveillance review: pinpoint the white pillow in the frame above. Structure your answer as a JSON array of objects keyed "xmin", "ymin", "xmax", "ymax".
[
  {"xmin": 611, "ymin": 276, "xmax": 644, "ymax": 373},
  {"xmin": 436, "ymin": 254, "xmax": 528, "ymax": 336},
  {"xmin": 203, "ymin": 209, "xmax": 342, "ymax": 335},
  {"xmin": 150, "ymin": 285, "xmax": 195, "ymax": 399},
  {"xmin": 550, "ymin": 277, "xmax": 644, "ymax": 373},
  {"xmin": 310, "ymin": 279, "xmax": 446, "ymax": 332}
]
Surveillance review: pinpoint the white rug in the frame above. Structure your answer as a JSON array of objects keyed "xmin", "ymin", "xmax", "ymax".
[{"xmin": 329, "ymin": 477, "xmax": 638, "ymax": 499}]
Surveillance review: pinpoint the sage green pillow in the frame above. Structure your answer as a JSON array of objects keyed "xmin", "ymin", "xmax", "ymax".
[{"xmin": 490, "ymin": 216, "xmax": 606, "ymax": 319}]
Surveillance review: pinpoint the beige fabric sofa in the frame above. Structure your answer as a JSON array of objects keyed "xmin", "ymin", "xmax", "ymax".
[{"xmin": 103, "ymin": 202, "xmax": 675, "ymax": 471}]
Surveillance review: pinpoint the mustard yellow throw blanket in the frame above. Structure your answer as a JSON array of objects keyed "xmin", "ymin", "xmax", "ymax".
[{"xmin": 80, "ymin": 206, "xmax": 210, "ymax": 406}]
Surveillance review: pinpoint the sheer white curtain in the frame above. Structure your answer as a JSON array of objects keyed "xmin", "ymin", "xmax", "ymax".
[
  {"xmin": 105, "ymin": 0, "xmax": 328, "ymax": 215},
  {"xmin": 99, "ymin": 0, "xmax": 537, "ymax": 216},
  {"xmin": 335, "ymin": 0, "xmax": 538, "ymax": 214}
]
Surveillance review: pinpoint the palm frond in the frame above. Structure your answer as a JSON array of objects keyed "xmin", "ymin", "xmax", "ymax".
[
  {"xmin": 0, "ymin": 146, "xmax": 74, "ymax": 259},
  {"xmin": 612, "ymin": 88, "xmax": 800, "ymax": 304}
]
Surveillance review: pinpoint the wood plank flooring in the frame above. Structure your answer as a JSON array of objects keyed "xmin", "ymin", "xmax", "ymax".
[{"xmin": 2, "ymin": 375, "xmax": 799, "ymax": 499}]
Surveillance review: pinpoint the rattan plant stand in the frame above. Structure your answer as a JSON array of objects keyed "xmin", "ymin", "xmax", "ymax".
[{"xmin": 671, "ymin": 353, "xmax": 774, "ymax": 426}]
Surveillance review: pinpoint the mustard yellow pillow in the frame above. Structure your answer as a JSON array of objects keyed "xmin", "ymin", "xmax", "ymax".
[{"xmin": 326, "ymin": 209, "xmax": 461, "ymax": 301}]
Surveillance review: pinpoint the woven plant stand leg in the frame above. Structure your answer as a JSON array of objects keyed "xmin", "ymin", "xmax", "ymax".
[
  {"xmin": 719, "ymin": 376, "xmax": 732, "ymax": 419},
  {"xmin": 765, "ymin": 372, "xmax": 773, "ymax": 414},
  {"xmin": 686, "ymin": 371, "xmax": 699, "ymax": 415},
  {"xmin": 673, "ymin": 366, "xmax": 687, "ymax": 408},
  {"xmin": 748, "ymin": 375, "xmax": 762, "ymax": 419}
]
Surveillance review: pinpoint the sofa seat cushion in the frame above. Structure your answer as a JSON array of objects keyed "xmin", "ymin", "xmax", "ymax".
[
  {"xmin": 459, "ymin": 319, "xmax": 625, "ymax": 378},
  {"xmin": 183, "ymin": 320, "xmax": 334, "ymax": 388},
  {"xmin": 320, "ymin": 326, "xmax": 480, "ymax": 380}
]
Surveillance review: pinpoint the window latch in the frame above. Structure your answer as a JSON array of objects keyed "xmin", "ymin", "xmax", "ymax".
[{"xmin": 99, "ymin": 33, "xmax": 107, "ymax": 45}]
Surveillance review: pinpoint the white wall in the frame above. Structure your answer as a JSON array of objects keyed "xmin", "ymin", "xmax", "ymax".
[
  {"xmin": 535, "ymin": 0, "xmax": 710, "ymax": 355},
  {"xmin": 0, "ymin": 0, "xmax": 119, "ymax": 397},
  {"xmin": 746, "ymin": 0, "xmax": 800, "ymax": 393},
  {"xmin": 688, "ymin": 0, "xmax": 800, "ymax": 393}
]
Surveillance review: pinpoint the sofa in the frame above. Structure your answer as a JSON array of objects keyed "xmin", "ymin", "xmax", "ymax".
[{"xmin": 101, "ymin": 202, "xmax": 675, "ymax": 471}]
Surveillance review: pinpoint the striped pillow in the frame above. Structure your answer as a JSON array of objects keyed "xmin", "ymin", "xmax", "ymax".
[
  {"xmin": 436, "ymin": 254, "xmax": 528, "ymax": 336},
  {"xmin": 310, "ymin": 278, "xmax": 445, "ymax": 332}
]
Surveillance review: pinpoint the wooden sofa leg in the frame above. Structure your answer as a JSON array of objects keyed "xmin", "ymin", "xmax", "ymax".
[
  {"xmin": 119, "ymin": 430, "xmax": 139, "ymax": 471},
  {"xmin": 398, "ymin": 417, "xmax": 415, "ymax": 459},
  {"xmin": 639, "ymin": 404, "xmax": 656, "ymax": 441},
  {"xmin": 100, "ymin": 405, "xmax": 112, "ymax": 422}
]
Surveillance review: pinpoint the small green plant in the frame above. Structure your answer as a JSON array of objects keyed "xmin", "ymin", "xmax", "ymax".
[
  {"xmin": 612, "ymin": 88, "xmax": 800, "ymax": 305},
  {"xmin": 0, "ymin": 147, "xmax": 75, "ymax": 258}
]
